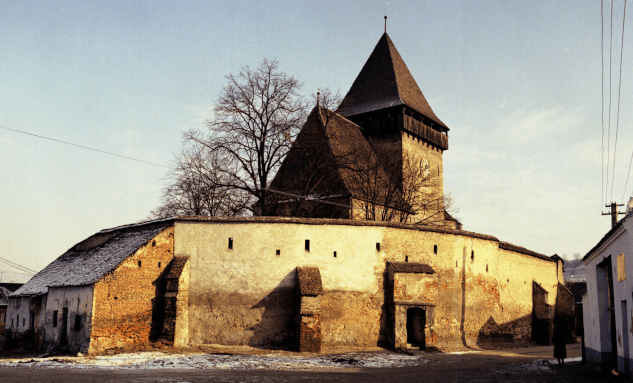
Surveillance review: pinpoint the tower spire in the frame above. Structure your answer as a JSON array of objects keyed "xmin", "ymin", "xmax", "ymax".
[{"xmin": 384, "ymin": 15, "xmax": 387, "ymax": 33}]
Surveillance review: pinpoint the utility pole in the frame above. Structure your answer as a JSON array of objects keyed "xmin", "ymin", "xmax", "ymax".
[{"xmin": 602, "ymin": 202, "xmax": 626, "ymax": 228}]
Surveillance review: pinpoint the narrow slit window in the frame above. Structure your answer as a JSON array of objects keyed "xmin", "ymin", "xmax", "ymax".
[
  {"xmin": 228, "ymin": 238, "xmax": 233, "ymax": 249},
  {"xmin": 53, "ymin": 311, "xmax": 58, "ymax": 327},
  {"xmin": 486, "ymin": 264, "xmax": 489, "ymax": 272},
  {"xmin": 152, "ymin": 240, "xmax": 156, "ymax": 247},
  {"xmin": 276, "ymin": 249, "xmax": 280, "ymax": 256},
  {"xmin": 334, "ymin": 251, "xmax": 337, "ymax": 258},
  {"xmin": 434, "ymin": 245, "xmax": 438, "ymax": 254},
  {"xmin": 471, "ymin": 250, "xmax": 474, "ymax": 261},
  {"xmin": 376, "ymin": 243, "xmax": 381, "ymax": 251},
  {"xmin": 158, "ymin": 262, "xmax": 161, "ymax": 268},
  {"xmin": 138, "ymin": 260, "xmax": 142, "ymax": 267},
  {"xmin": 305, "ymin": 240, "xmax": 310, "ymax": 252},
  {"xmin": 405, "ymin": 256, "xmax": 409, "ymax": 262}
]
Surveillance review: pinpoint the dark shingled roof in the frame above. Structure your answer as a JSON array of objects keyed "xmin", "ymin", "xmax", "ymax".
[
  {"xmin": 11, "ymin": 223, "xmax": 171, "ymax": 297},
  {"xmin": 0, "ymin": 286, "xmax": 10, "ymax": 306},
  {"xmin": 270, "ymin": 106, "xmax": 405, "ymax": 210},
  {"xmin": 389, "ymin": 261, "xmax": 435, "ymax": 274},
  {"xmin": 338, "ymin": 33, "xmax": 447, "ymax": 130},
  {"xmin": 296, "ymin": 267, "xmax": 322, "ymax": 296}
]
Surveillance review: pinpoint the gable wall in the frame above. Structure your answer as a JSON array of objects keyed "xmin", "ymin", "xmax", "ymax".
[
  {"xmin": 89, "ymin": 227, "xmax": 174, "ymax": 353},
  {"xmin": 174, "ymin": 220, "xmax": 559, "ymax": 349}
]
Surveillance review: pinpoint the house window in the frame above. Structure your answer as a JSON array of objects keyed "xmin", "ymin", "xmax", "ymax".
[
  {"xmin": 53, "ymin": 311, "xmax": 58, "ymax": 327},
  {"xmin": 74, "ymin": 315, "xmax": 81, "ymax": 332},
  {"xmin": 305, "ymin": 240, "xmax": 310, "ymax": 252},
  {"xmin": 228, "ymin": 238, "xmax": 233, "ymax": 249}
]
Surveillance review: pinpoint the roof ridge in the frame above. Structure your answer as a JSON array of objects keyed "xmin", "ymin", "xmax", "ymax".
[{"xmin": 384, "ymin": 33, "xmax": 406, "ymax": 109}]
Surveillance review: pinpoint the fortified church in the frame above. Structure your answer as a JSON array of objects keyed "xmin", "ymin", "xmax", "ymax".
[{"xmin": 4, "ymin": 32, "xmax": 573, "ymax": 354}]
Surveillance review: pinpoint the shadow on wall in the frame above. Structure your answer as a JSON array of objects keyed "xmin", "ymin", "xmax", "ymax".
[
  {"xmin": 475, "ymin": 315, "xmax": 532, "ymax": 349},
  {"xmin": 149, "ymin": 258, "xmax": 175, "ymax": 342},
  {"xmin": 247, "ymin": 270, "xmax": 297, "ymax": 350},
  {"xmin": 378, "ymin": 265, "xmax": 393, "ymax": 348}
]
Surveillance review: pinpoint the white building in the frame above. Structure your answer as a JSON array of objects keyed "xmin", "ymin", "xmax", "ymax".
[{"xmin": 583, "ymin": 210, "xmax": 633, "ymax": 373}]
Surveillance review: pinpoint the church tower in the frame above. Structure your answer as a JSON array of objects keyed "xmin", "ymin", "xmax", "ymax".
[{"xmin": 337, "ymin": 33, "xmax": 449, "ymax": 214}]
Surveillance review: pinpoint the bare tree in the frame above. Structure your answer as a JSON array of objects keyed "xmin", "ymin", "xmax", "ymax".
[
  {"xmin": 150, "ymin": 143, "xmax": 251, "ymax": 218},
  {"xmin": 182, "ymin": 59, "xmax": 307, "ymax": 216}
]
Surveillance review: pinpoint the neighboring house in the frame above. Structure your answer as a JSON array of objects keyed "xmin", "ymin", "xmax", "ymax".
[
  {"xmin": 5, "ymin": 220, "xmax": 177, "ymax": 353},
  {"xmin": 583, "ymin": 212, "xmax": 633, "ymax": 373},
  {"xmin": 6, "ymin": 216, "xmax": 569, "ymax": 354},
  {"xmin": 0, "ymin": 286, "xmax": 9, "ymax": 336}
]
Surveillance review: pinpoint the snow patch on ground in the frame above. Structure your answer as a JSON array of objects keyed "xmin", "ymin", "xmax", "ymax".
[{"xmin": 0, "ymin": 352, "xmax": 429, "ymax": 371}]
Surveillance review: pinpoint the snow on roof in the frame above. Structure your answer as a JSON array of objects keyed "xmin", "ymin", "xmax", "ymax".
[{"xmin": 10, "ymin": 223, "xmax": 171, "ymax": 297}]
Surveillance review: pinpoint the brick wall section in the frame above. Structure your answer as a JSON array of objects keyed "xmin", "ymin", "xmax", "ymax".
[
  {"xmin": 89, "ymin": 227, "xmax": 174, "ymax": 353},
  {"xmin": 299, "ymin": 315, "xmax": 321, "ymax": 353},
  {"xmin": 296, "ymin": 267, "xmax": 322, "ymax": 352}
]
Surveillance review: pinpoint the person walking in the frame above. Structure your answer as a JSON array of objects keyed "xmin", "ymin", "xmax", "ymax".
[{"xmin": 553, "ymin": 327, "xmax": 567, "ymax": 367}]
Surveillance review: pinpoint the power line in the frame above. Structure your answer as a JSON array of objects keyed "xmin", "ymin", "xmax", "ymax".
[
  {"xmin": 602, "ymin": 0, "xmax": 606, "ymax": 208},
  {"xmin": 612, "ymin": 0, "xmax": 628, "ymax": 201},
  {"xmin": 0, "ymin": 256, "xmax": 37, "ymax": 275},
  {"xmin": 0, "ymin": 125, "xmax": 170, "ymax": 169},
  {"xmin": 604, "ymin": 0, "xmax": 613, "ymax": 204}
]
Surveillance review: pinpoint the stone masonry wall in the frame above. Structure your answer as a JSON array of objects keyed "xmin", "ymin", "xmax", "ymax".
[{"xmin": 89, "ymin": 227, "xmax": 174, "ymax": 353}]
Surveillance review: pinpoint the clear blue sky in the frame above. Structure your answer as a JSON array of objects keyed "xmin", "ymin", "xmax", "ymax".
[{"xmin": 0, "ymin": 0, "xmax": 626, "ymax": 274}]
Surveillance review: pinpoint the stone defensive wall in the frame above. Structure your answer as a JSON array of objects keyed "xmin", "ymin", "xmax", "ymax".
[{"xmin": 173, "ymin": 216, "xmax": 562, "ymax": 349}]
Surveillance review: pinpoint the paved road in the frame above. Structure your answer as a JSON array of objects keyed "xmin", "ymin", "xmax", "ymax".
[{"xmin": 0, "ymin": 343, "xmax": 626, "ymax": 382}]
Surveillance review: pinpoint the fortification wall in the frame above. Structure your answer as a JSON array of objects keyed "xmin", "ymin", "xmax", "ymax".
[{"xmin": 174, "ymin": 219, "xmax": 560, "ymax": 350}]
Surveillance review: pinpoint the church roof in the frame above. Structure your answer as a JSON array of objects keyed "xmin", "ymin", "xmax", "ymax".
[
  {"xmin": 338, "ymin": 33, "xmax": 447, "ymax": 130},
  {"xmin": 270, "ymin": 105, "xmax": 406, "ymax": 210}
]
